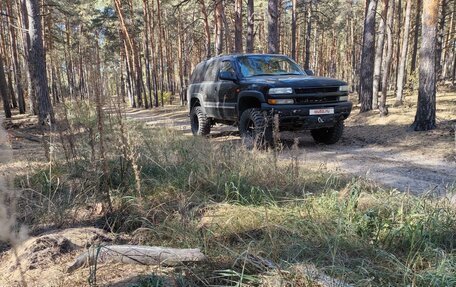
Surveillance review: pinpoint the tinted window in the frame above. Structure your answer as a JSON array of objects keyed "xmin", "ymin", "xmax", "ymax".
[
  {"xmin": 220, "ymin": 61, "xmax": 235, "ymax": 73},
  {"xmin": 190, "ymin": 61, "xmax": 206, "ymax": 84},
  {"xmin": 204, "ymin": 60, "xmax": 219, "ymax": 82},
  {"xmin": 237, "ymin": 55, "xmax": 304, "ymax": 77}
]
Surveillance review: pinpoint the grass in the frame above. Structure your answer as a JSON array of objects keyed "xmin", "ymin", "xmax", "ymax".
[{"xmin": 12, "ymin": 105, "xmax": 456, "ymax": 286}]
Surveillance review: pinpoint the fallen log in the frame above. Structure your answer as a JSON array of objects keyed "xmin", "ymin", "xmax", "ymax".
[
  {"xmin": 67, "ymin": 245, "xmax": 206, "ymax": 273},
  {"xmin": 7, "ymin": 130, "xmax": 41, "ymax": 143}
]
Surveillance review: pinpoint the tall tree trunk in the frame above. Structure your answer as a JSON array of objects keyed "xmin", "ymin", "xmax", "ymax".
[
  {"xmin": 291, "ymin": 0, "xmax": 297, "ymax": 60},
  {"xmin": 114, "ymin": 0, "xmax": 143, "ymax": 107},
  {"xmin": 412, "ymin": 0, "xmax": 438, "ymax": 131},
  {"xmin": 268, "ymin": 0, "xmax": 279, "ymax": 53},
  {"xmin": 24, "ymin": 0, "xmax": 54, "ymax": 124},
  {"xmin": 380, "ymin": 0, "xmax": 395, "ymax": 115},
  {"xmin": 143, "ymin": 0, "xmax": 152, "ymax": 109},
  {"xmin": 246, "ymin": 0, "xmax": 254, "ymax": 53},
  {"xmin": 373, "ymin": 0, "xmax": 389, "ymax": 109},
  {"xmin": 8, "ymin": 0, "xmax": 25, "ymax": 113},
  {"xmin": 395, "ymin": 0, "xmax": 412, "ymax": 105},
  {"xmin": 234, "ymin": 0, "xmax": 243, "ymax": 53},
  {"xmin": 359, "ymin": 0, "xmax": 378, "ymax": 112},
  {"xmin": 436, "ymin": 0, "xmax": 448, "ymax": 80},
  {"xmin": 304, "ymin": 3, "xmax": 312, "ymax": 69},
  {"xmin": 156, "ymin": 0, "xmax": 165, "ymax": 106},
  {"xmin": 0, "ymin": 56, "xmax": 12, "ymax": 119},
  {"xmin": 394, "ymin": 0, "xmax": 402, "ymax": 88},
  {"xmin": 20, "ymin": 0, "xmax": 37, "ymax": 114},
  {"xmin": 198, "ymin": 0, "xmax": 211, "ymax": 58},
  {"xmin": 215, "ymin": 0, "xmax": 224, "ymax": 55},
  {"xmin": 410, "ymin": 0, "xmax": 422, "ymax": 73},
  {"xmin": 442, "ymin": 0, "xmax": 455, "ymax": 80}
]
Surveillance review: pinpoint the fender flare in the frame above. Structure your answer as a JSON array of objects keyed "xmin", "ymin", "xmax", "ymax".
[
  {"xmin": 237, "ymin": 90, "xmax": 266, "ymax": 116},
  {"xmin": 189, "ymin": 94, "xmax": 206, "ymax": 114}
]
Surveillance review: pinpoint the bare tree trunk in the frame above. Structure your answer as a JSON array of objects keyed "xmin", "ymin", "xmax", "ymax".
[
  {"xmin": 0, "ymin": 56, "xmax": 12, "ymax": 119},
  {"xmin": 373, "ymin": 0, "xmax": 389, "ymax": 109},
  {"xmin": 359, "ymin": 0, "xmax": 378, "ymax": 112},
  {"xmin": 198, "ymin": 0, "xmax": 211, "ymax": 58},
  {"xmin": 246, "ymin": 0, "xmax": 254, "ymax": 53},
  {"xmin": 156, "ymin": 0, "xmax": 165, "ymax": 106},
  {"xmin": 393, "ymin": 0, "xmax": 402, "ymax": 89},
  {"xmin": 410, "ymin": 0, "xmax": 422, "ymax": 74},
  {"xmin": 5, "ymin": 0, "xmax": 25, "ymax": 113},
  {"xmin": 395, "ymin": 0, "xmax": 412, "ymax": 105},
  {"xmin": 24, "ymin": 0, "xmax": 54, "ymax": 124},
  {"xmin": 412, "ymin": 0, "xmax": 438, "ymax": 131},
  {"xmin": 143, "ymin": 0, "xmax": 152, "ymax": 109},
  {"xmin": 453, "ymin": 43, "xmax": 456, "ymax": 84},
  {"xmin": 215, "ymin": 0, "xmax": 224, "ymax": 55},
  {"xmin": 291, "ymin": 0, "xmax": 297, "ymax": 60},
  {"xmin": 20, "ymin": 0, "xmax": 37, "ymax": 114},
  {"xmin": 114, "ymin": 0, "xmax": 143, "ymax": 107},
  {"xmin": 304, "ymin": 3, "xmax": 312, "ymax": 69},
  {"xmin": 268, "ymin": 0, "xmax": 279, "ymax": 53},
  {"xmin": 442, "ymin": 0, "xmax": 455, "ymax": 80},
  {"xmin": 380, "ymin": 0, "xmax": 395, "ymax": 115},
  {"xmin": 234, "ymin": 0, "xmax": 243, "ymax": 53},
  {"xmin": 436, "ymin": 0, "xmax": 448, "ymax": 80},
  {"xmin": 7, "ymin": 0, "xmax": 25, "ymax": 114}
]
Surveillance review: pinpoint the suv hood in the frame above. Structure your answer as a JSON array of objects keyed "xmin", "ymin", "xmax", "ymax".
[{"xmin": 241, "ymin": 75, "xmax": 346, "ymax": 88}]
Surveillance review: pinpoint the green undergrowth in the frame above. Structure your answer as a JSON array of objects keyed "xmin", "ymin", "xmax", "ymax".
[{"xmin": 15, "ymin": 119, "xmax": 456, "ymax": 286}]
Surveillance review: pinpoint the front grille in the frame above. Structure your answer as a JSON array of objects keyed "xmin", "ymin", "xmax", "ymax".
[
  {"xmin": 295, "ymin": 96, "xmax": 339, "ymax": 104},
  {"xmin": 294, "ymin": 87, "xmax": 339, "ymax": 94}
]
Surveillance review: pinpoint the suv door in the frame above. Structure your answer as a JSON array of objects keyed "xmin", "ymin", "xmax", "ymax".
[
  {"xmin": 201, "ymin": 59, "xmax": 221, "ymax": 118},
  {"xmin": 216, "ymin": 60, "xmax": 239, "ymax": 120}
]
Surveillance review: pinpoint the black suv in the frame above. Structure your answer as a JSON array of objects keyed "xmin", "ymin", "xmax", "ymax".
[{"xmin": 187, "ymin": 54, "xmax": 352, "ymax": 145}]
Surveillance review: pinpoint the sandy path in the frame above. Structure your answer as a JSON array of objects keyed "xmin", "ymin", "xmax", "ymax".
[
  {"xmin": 125, "ymin": 106, "xmax": 455, "ymax": 194},
  {"xmin": 282, "ymin": 135, "xmax": 455, "ymax": 194}
]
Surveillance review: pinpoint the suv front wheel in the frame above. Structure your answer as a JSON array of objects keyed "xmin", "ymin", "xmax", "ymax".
[
  {"xmin": 239, "ymin": 108, "xmax": 273, "ymax": 148},
  {"xmin": 310, "ymin": 120, "xmax": 344, "ymax": 144},
  {"xmin": 190, "ymin": 106, "xmax": 211, "ymax": 136}
]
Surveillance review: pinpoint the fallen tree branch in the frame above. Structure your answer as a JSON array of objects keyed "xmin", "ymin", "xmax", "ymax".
[
  {"xmin": 67, "ymin": 245, "xmax": 206, "ymax": 273},
  {"xmin": 7, "ymin": 130, "xmax": 41, "ymax": 143}
]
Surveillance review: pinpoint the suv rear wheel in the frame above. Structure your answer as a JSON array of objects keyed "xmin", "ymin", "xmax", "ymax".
[
  {"xmin": 190, "ymin": 106, "xmax": 211, "ymax": 136},
  {"xmin": 310, "ymin": 121, "xmax": 344, "ymax": 144},
  {"xmin": 239, "ymin": 108, "xmax": 273, "ymax": 148}
]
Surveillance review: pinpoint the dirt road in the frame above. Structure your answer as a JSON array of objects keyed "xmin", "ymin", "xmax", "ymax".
[{"xmin": 124, "ymin": 100, "xmax": 456, "ymax": 195}]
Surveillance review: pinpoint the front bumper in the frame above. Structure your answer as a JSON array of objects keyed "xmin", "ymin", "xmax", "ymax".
[{"xmin": 261, "ymin": 101, "xmax": 352, "ymax": 130}]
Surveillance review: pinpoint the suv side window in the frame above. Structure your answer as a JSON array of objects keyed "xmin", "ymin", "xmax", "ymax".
[
  {"xmin": 220, "ymin": 61, "xmax": 234, "ymax": 73},
  {"xmin": 204, "ymin": 60, "xmax": 219, "ymax": 82},
  {"xmin": 191, "ymin": 61, "xmax": 207, "ymax": 84}
]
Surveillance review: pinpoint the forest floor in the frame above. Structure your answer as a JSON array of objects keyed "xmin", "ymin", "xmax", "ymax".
[
  {"xmin": 125, "ymin": 91, "xmax": 456, "ymax": 195},
  {"xmin": 0, "ymin": 91, "xmax": 455, "ymax": 287}
]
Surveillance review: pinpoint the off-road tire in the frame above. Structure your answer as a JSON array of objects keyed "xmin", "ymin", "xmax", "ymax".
[
  {"xmin": 310, "ymin": 121, "xmax": 344, "ymax": 144},
  {"xmin": 239, "ymin": 108, "xmax": 273, "ymax": 148},
  {"xmin": 190, "ymin": 106, "xmax": 211, "ymax": 136}
]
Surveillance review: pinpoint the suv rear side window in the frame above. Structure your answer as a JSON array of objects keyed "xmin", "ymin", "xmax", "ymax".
[
  {"xmin": 204, "ymin": 60, "xmax": 219, "ymax": 82},
  {"xmin": 190, "ymin": 62, "xmax": 206, "ymax": 84}
]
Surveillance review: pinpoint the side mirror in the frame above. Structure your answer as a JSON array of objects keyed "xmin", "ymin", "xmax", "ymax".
[
  {"xmin": 219, "ymin": 71, "xmax": 237, "ymax": 81},
  {"xmin": 304, "ymin": 69, "xmax": 314, "ymax": 76}
]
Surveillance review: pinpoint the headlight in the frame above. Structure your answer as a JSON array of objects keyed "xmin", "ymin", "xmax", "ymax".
[
  {"xmin": 267, "ymin": 99, "xmax": 294, "ymax": 105},
  {"xmin": 339, "ymin": 96, "xmax": 349, "ymax": 101},
  {"xmin": 269, "ymin": 87, "xmax": 293, "ymax": 94},
  {"xmin": 339, "ymin": 85, "xmax": 350, "ymax": 92}
]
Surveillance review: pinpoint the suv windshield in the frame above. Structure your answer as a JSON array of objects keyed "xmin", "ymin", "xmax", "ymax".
[{"xmin": 237, "ymin": 55, "xmax": 304, "ymax": 77}]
